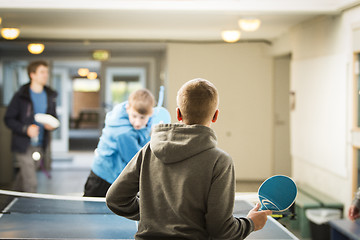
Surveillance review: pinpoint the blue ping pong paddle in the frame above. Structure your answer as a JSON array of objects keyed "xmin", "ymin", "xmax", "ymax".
[
  {"xmin": 152, "ymin": 106, "xmax": 171, "ymax": 125},
  {"xmin": 152, "ymin": 86, "xmax": 171, "ymax": 125},
  {"xmin": 258, "ymin": 175, "xmax": 297, "ymax": 212}
]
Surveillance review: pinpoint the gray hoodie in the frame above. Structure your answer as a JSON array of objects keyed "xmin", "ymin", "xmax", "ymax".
[{"xmin": 106, "ymin": 124, "xmax": 254, "ymax": 240}]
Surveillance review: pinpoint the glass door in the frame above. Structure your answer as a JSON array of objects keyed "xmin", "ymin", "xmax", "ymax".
[
  {"xmin": 104, "ymin": 67, "xmax": 146, "ymax": 111},
  {"xmin": 51, "ymin": 68, "xmax": 69, "ymax": 153}
]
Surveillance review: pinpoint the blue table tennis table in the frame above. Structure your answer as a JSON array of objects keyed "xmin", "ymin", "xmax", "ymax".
[{"xmin": 0, "ymin": 190, "xmax": 298, "ymax": 239}]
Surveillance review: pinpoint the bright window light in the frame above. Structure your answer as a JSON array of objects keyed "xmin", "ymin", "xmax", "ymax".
[{"xmin": 73, "ymin": 78, "xmax": 100, "ymax": 92}]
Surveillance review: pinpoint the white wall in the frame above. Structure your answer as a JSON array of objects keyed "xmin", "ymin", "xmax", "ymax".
[
  {"xmin": 283, "ymin": 8, "xmax": 360, "ymax": 211},
  {"xmin": 166, "ymin": 43, "xmax": 273, "ymax": 180}
]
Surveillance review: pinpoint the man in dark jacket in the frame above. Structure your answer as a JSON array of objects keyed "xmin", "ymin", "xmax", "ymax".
[{"xmin": 4, "ymin": 60, "xmax": 58, "ymax": 193}]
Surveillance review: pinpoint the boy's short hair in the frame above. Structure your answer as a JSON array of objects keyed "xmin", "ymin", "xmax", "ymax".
[
  {"xmin": 128, "ymin": 89, "xmax": 155, "ymax": 115},
  {"xmin": 177, "ymin": 78, "xmax": 219, "ymax": 125},
  {"xmin": 27, "ymin": 60, "xmax": 48, "ymax": 80}
]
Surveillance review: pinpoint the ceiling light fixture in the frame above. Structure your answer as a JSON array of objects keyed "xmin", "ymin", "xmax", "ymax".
[
  {"xmin": 28, "ymin": 43, "xmax": 45, "ymax": 54},
  {"xmin": 78, "ymin": 68, "xmax": 89, "ymax": 77},
  {"xmin": 1, "ymin": 28, "xmax": 20, "ymax": 40},
  {"xmin": 92, "ymin": 50, "xmax": 110, "ymax": 61},
  {"xmin": 238, "ymin": 18, "xmax": 261, "ymax": 32},
  {"xmin": 221, "ymin": 30, "xmax": 241, "ymax": 43},
  {"xmin": 87, "ymin": 72, "xmax": 98, "ymax": 80}
]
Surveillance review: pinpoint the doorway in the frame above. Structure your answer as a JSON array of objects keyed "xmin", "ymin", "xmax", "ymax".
[
  {"xmin": 104, "ymin": 67, "xmax": 146, "ymax": 110},
  {"xmin": 51, "ymin": 68, "xmax": 69, "ymax": 153},
  {"xmin": 353, "ymin": 52, "xmax": 360, "ymax": 194},
  {"xmin": 273, "ymin": 54, "xmax": 292, "ymax": 176}
]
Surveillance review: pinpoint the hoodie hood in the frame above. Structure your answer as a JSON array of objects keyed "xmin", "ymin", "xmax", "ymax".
[
  {"xmin": 105, "ymin": 102, "xmax": 131, "ymax": 127},
  {"xmin": 150, "ymin": 123, "xmax": 217, "ymax": 164}
]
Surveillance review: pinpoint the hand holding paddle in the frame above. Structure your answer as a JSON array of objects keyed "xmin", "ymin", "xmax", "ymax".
[
  {"xmin": 348, "ymin": 205, "xmax": 360, "ymax": 221},
  {"xmin": 247, "ymin": 203, "xmax": 272, "ymax": 231}
]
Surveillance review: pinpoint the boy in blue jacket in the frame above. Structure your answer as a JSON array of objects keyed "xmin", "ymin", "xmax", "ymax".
[{"xmin": 83, "ymin": 89, "xmax": 155, "ymax": 197}]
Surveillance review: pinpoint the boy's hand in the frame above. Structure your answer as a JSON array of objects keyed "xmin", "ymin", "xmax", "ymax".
[
  {"xmin": 44, "ymin": 123, "xmax": 55, "ymax": 131},
  {"xmin": 246, "ymin": 203, "xmax": 272, "ymax": 231},
  {"xmin": 348, "ymin": 205, "xmax": 360, "ymax": 221},
  {"xmin": 27, "ymin": 124, "xmax": 39, "ymax": 138}
]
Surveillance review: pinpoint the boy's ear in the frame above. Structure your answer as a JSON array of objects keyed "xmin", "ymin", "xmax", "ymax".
[
  {"xmin": 176, "ymin": 108, "xmax": 183, "ymax": 122},
  {"xmin": 212, "ymin": 109, "xmax": 219, "ymax": 123},
  {"xmin": 29, "ymin": 72, "xmax": 35, "ymax": 81},
  {"xmin": 125, "ymin": 104, "xmax": 131, "ymax": 114}
]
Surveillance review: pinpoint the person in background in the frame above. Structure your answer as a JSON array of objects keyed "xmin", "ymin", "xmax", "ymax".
[
  {"xmin": 348, "ymin": 187, "xmax": 360, "ymax": 221},
  {"xmin": 106, "ymin": 78, "xmax": 271, "ymax": 239},
  {"xmin": 4, "ymin": 60, "xmax": 58, "ymax": 193},
  {"xmin": 83, "ymin": 89, "xmax": 155, "ymax": 197}
]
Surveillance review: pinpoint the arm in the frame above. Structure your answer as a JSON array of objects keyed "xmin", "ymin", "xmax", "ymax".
[
  {"xmin": 44, "ymin": 90, "xmax": 58, "ymax": 131},
  {"xmin": 4, "ymin": 93, "xmax": 31, "ymax": 136},
  {"xmin": 348, "ymin": 188, "xmax": 360, "ymax": 221},
  {"xmin": 205, "ymin": 157, "xmax": 271, "ymax": 239},
  {"xmin": 205, "ymin": 158, "xmax": 253, "ymax": 239},
  {"xmin": 106, "ymin": 145, "xmax": 145, "ymax": 221},
  {"xmin": 117, "ymin": 132, "xmax": 143, "ymax": 165}
]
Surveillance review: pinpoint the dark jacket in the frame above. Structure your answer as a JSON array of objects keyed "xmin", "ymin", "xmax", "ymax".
[{"xmin": 4, "ymin": 83, "xmax": 57, "ymax": 153}]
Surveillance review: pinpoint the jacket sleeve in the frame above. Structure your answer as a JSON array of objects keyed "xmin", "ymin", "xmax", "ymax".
[
  {"xmin": 4, "ymin": 92, "xmax": 30, "ymax": 136},
  {"xmin": 205, "ymin": 156, "xmax": 254, "ymax": 239},
  {"xmin": 117, "ymin": 132, "xmax": 143, "ymax": 165},
  {"xmin": 106, "ymin": 145, "xmax": 144, "ymax": 221},
  {"xmin": 46, "ymin": 89, "xmax": 58, "ymax": 119}
]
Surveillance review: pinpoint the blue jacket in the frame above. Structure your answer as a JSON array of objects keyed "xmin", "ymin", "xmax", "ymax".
[{"xmin": 92, "ymin": 102, "xmax": 153, "ymax": 184}]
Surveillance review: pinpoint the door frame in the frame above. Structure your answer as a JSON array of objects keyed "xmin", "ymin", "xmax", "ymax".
[
  {"xmin": 104, "ymin": 66, "xmax": 146, "ymax": 109},
  {"xmin": 51, "ymin": 68, "xmax": 69, "ymax": 153}
]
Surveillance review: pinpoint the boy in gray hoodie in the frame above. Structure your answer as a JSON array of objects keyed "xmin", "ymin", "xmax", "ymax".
[{"xmin": 106, "ymin": 78, "xmax": 272, "ymax": 239}]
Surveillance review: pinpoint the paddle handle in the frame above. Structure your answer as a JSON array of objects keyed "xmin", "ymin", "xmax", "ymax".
[{"xmin": 157, "ymin": 86, "xmax": 164, "ymax": 107}]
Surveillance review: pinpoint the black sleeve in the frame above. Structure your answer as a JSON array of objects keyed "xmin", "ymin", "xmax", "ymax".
[{"xmin": 4, "ymin": 92, "xmax": 30, "ymax": 136}]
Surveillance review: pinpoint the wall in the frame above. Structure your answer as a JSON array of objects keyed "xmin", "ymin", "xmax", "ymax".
[
  {"xmin": 284, "ymin": 7, "xmax": 360, "ymax": 211},
  {"xmin": 0, "ymin": 106, "xmax": 13, "ymax": 186},
  {"xmin": 166, "ymin": 42, "xmax": 273, "ymax": 180},
  {"xmin": 273, "ymin": 55, "xmax": 291, "ymax": 176}
]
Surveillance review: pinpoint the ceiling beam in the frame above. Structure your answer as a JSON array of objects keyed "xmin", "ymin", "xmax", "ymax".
[{"xmin": 0, "ymin": 0, "xmax": 346, "ymax": 14}]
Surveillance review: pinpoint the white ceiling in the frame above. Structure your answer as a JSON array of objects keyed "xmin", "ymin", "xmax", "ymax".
[{"xmin": 0, "ymin": 0, "xmax": 359, "ymax": 43}]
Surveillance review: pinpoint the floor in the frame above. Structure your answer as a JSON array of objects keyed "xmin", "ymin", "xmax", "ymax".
[
  {"xmin": 37, "ymin": 151, "xmax": 93, "ymax": 196},
  {"xmin": 38, "ymin": 152, "xmax": 265, "ymax": 196},
  {"xmin": 37, "ymin": 150, "xmax": 307, "ymax": 240},
  {"xmin": 35, "ymin": 128, "xmax": 99, "ymax": 196}
]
